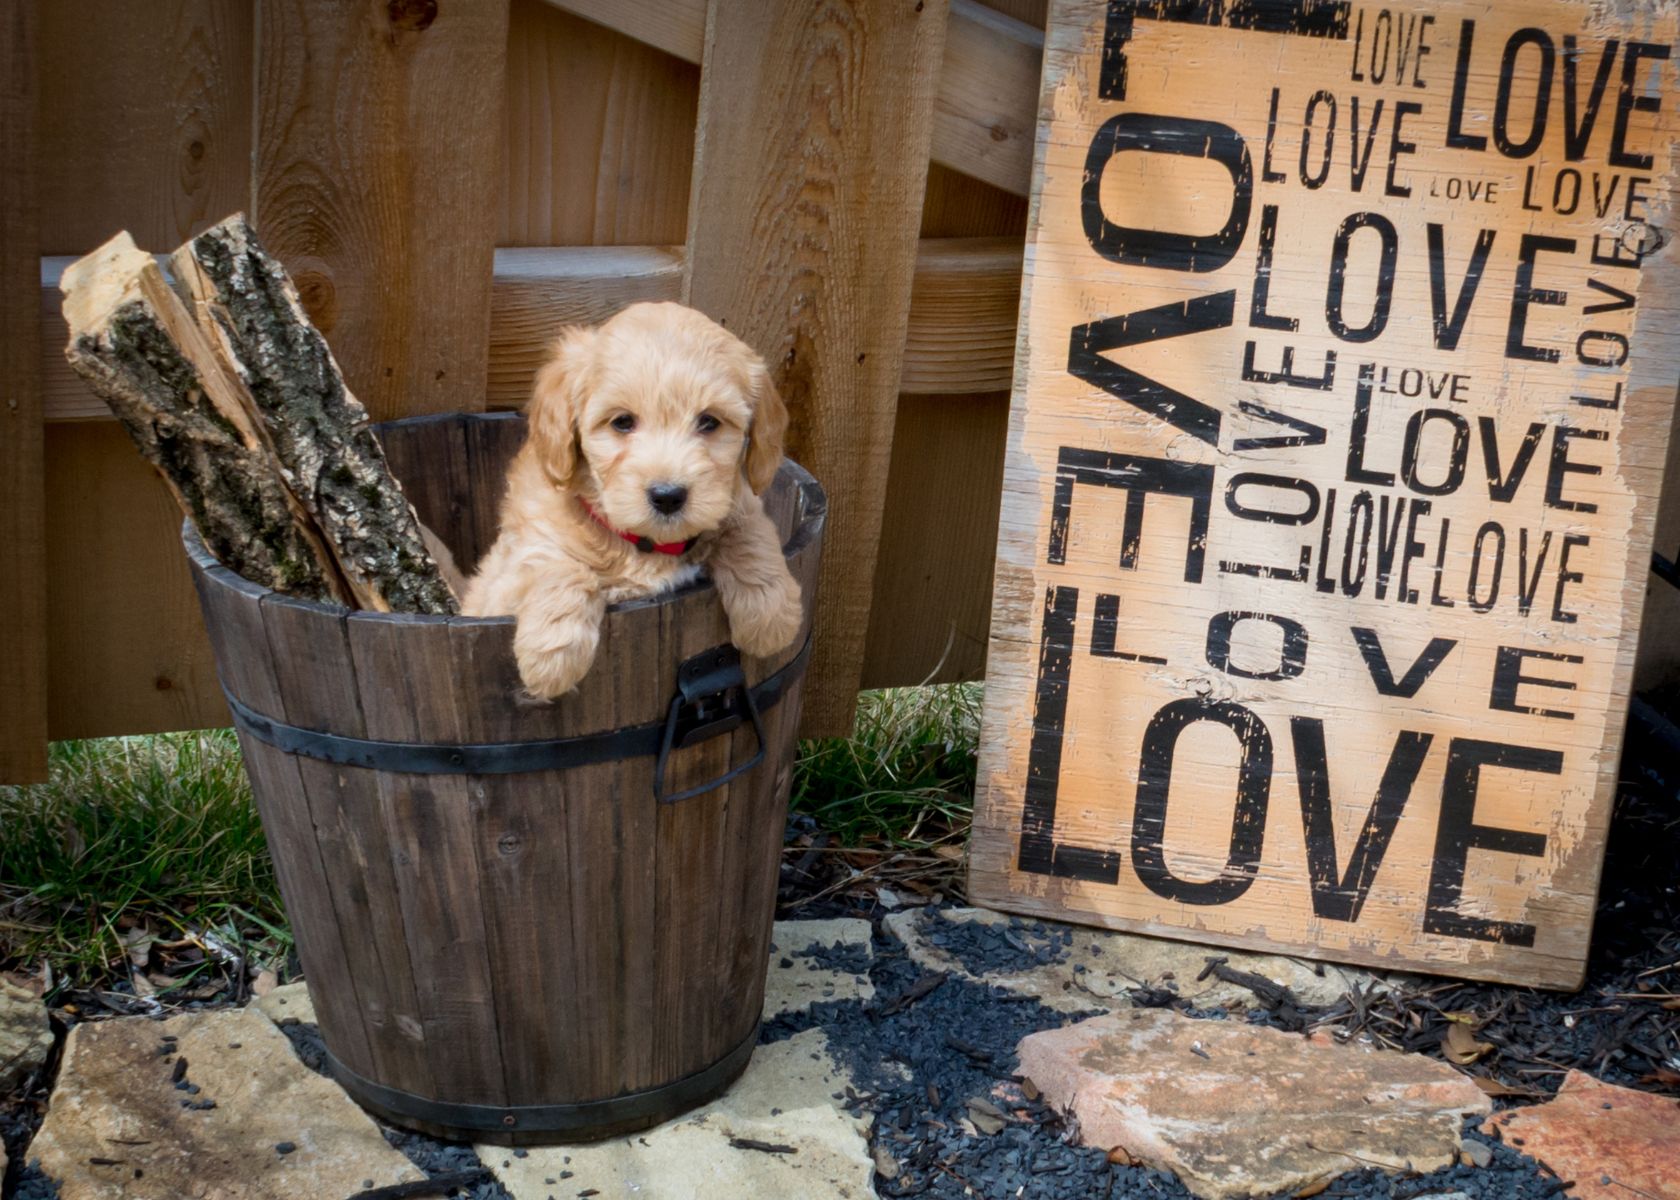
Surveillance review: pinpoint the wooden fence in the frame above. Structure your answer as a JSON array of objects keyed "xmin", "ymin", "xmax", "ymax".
[{"xmin": 2, "ymin": 0, "xmax": 1677, "ymax": 783}]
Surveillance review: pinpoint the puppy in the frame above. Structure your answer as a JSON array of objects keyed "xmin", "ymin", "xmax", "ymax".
[{"xmin": 463, "ymin": 302, "xmax": 804, "ymax": 701}]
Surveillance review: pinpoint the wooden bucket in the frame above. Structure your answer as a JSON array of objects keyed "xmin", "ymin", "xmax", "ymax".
[{"xmin": 183, "ymin": 411, "xmax": 826, "ymax": 1144}]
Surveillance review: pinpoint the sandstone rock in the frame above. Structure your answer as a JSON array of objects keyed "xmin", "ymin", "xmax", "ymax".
[
  {"xmin": 885, "ymin": 906, "xmax": 1381, "ymax": 1012},
  {"xmin": 1017, "ymin": 1008, "xmax": 1491, "ymax": 1200},
  {"xmin": 1482, "ymin": 1070, "xmax": 1680, "ymax": 1200},
  {"xmin": 252, "ymin": 981, "xmax": 317, "ymax": 1026},
  {"xmin": 479, "ymin": 1028, "xmax": 874, "ymax": 1200},
  {"xmin": 764, "ymin": 919, "xmax": 874, "ymax": 1018},
  {"xmin": 30, "ymin": 1007, "xmax": 423, "ymax": 1199},
  {"xmin": 0, "ymin": 979, "xmax": 53, "ymax": 1092}
]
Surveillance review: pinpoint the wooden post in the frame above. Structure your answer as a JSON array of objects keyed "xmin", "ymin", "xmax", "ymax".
[
  {"xmin": 254, "ymin": 0, "xmax": 509, "ymax": 423},
  {"xmin": 684, "ymin": 0, "xmax": 949, "ymax": 734},
  {"xmin": 1, "ymin": 0, "xmax": 47, "ymax": 782}
]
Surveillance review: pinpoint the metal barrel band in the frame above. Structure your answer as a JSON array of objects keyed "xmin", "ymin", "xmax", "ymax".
[
  {"xmin": 225, "ymin": 633, "xmax": 810, "ymax": 777},
  {"xmin": 325, "ymin": 1023, "xmax": 759, "ymax": 1141}
]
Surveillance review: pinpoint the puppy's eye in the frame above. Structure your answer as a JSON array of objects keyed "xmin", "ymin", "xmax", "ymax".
[
  {"xmin": 610, "ymin": 413, "xmax": 637, "ymax": 434},
  {"xmin": 696, "ymin": 413, "xmax": 721, "ymax": 434}
]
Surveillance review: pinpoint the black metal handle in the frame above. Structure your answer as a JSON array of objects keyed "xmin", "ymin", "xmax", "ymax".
[{"xmin": 652, "ymin": 644, "xmax": 767, "ymax": 803}]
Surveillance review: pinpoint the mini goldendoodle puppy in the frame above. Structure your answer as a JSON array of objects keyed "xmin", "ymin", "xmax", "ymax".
[{"xmin": 463, "ymin": 302, "xmax": 804, "ymax": 701}]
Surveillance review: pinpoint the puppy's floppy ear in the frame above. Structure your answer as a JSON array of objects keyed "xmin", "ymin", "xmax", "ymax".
[
  {"xmin": 743, "ymin": 357, "xmax": 788, "ymax": 495},
  {"xmin": 527, "ymin": 326, "xmax": 596, "ymax": 488}
]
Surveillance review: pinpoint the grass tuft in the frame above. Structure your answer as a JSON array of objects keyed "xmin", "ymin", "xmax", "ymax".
[
  {"xmin": 790, "ymin": 682, "xmax": 981, "ymax": 849},
  {"xmin": 0, "ymin": 731, "xmax": 285, "ymax": 984}
]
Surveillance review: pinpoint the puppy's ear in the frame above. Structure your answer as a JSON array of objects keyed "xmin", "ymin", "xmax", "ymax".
[
  {"xmin": 743, "ymin": 358, "xmax": 788, "ymax": 495},
  {"xmin": 527, "ymin": 326, "xmax": 596, "ymax": 489}
]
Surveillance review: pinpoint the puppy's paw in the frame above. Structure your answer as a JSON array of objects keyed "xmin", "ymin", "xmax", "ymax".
[
  {"xmin": 727, "ymin": 575, "xmax": 803, "ymax": 658},
  {"xmin": 513, "ymin": 616, "xmax": 600, "ymax": 701}
]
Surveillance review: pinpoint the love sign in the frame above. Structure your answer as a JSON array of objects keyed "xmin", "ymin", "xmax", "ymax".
[{"xmin": 971, "ymin": 0, "xmax": 1680, "ymax": 987}]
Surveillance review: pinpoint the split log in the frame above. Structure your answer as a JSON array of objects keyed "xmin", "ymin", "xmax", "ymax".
[
  {"xmin": 60, "ymin": 233, "xmax": 350, "ymax": 604},
  {"xmin": 171, "ymin": 214, "xmax": 458, "ymax": 615}
]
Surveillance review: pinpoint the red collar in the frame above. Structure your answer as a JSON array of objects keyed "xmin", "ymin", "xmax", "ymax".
[{"xmin": 579, "ymin": 499, "xmax": 698, "ymax": 556}]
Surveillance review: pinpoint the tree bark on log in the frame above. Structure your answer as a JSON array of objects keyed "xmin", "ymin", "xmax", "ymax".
[
  {"xmin": 171, "ymin": 215, "xmax": 458, "ymax": 615},
  {"xmin": 60, "ymin": 234, "xmax": 350, "ymax": 604}
]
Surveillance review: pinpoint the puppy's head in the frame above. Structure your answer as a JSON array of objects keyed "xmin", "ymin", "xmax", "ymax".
[{"xmin": 526, "ymin": 302, "xmax": 787, "ymax": 541}]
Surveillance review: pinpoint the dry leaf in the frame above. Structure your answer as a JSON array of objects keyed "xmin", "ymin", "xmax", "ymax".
[
  {"xmin": 1641, "ymin": 1067, "xmax": 1680, "ymax": 1086},
  {"xmin": 1021, "ymin": 1078, "xmax": 1041, "ymax": 1101},
  {"xmin": 1443, "ymin": 1022, "xmax": 1493, "ymax": 1065},
  {"xmin": 1107, "ymin": 1145, "xmax": 1139, "ymax": 1166},
  {"xmin": 872, "ymin": 1145, "xmax": 901, "ymax": 1180},
  {"xmin": 932, "ymin": 845, "xmax": 964, "ymax": 861},
  {"xmin": 967, "ymin": 1097, "xmax": 1006, "ymax": 1134},
  {"xmin": 1473, "ymin": 1076, "xmax": 1538, "ymax": 1098},
  {"xmin": 252, "ymin": 968, "xmax": 279, "ymax": 997},
  {"xmin": 1443, "ymin": 1010, "xmax": 1481, "ymax": 1026},
  {"xmin": 1294, "ymin": 1177, "xmax": 1333, "ymax": 1198}
]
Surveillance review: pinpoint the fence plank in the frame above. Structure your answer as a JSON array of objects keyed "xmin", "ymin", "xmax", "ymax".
[
  {"xmin": 1, "ymin": 0, "xmax": 46, "ymax": 782},
  {"xmin": 685, "ymin": 0, "xmax": 950, "ymax": 734},
  {"xmin": 37, "ymin": 0, "xmax": 253, "ymax": 255},
  {"xmin": 503, "ymin": 0, "xmax": 698, "ymax": 247},
  {"xmin": 549, "ymin": 0, "xmax": 1038, "ymax": 197},
  {"xmin": 255, "ymin": 0, "xmax": 509, "ymax": 422},
  {"xmin": 862, "ymin": 393, "xmax": 1009, "ymax": 689},
  {"xmin": 901, "ymin": 238, "xmax": 1022, "ymax": 396}
]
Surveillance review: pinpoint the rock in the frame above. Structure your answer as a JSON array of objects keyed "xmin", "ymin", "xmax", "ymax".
[
  {"xmin": 479, "ymin": 1029, "xmax": 874, "ymax": 1199},
  {"xmin": 29, "ymin": 1007, "xmax": 424, "ymax": 1199},
  {"xmin": 1016, "ymin": 1008, "xmax": 1491, "ymax": 1200},
  {"xmin": 885, "ymin": 906, "xmax": 1381, "ymax": 1013},
  {"xmin": 1482, "ymin": 1070, "xmax": 1680, "ymax": 1200},
  {"xmin": 763, "ymin": 919, "xmax": 874, "ymax": 1018},
  {"xmin": 0, "ymin": 979, "xmax": 53, "ymax": 1092},
  {"xmin": 252, "ymin": 981, "xmax": 317, "ymax": 1026},
  {"xmin": 1461, "ymin": 1138, "xmax": 1493, "ymax": 1167}
]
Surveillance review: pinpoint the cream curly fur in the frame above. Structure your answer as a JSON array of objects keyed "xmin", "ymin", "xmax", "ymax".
[{"xmin": 463, "ymin": 302, "xmax": 802, "ymax": 700}]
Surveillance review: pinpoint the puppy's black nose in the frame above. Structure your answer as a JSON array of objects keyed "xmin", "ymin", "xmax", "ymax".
[{"xmin": 648, "ymin": 483, "xmax": 689, "ymax": 515}]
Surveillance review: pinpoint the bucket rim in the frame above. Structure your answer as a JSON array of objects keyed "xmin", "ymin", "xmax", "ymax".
[{"xmin": 181, "ymin": 411, "xmax": 827, "ymax": 625}]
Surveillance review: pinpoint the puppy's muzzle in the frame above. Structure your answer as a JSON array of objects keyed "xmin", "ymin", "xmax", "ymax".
[{"xmin": 648, "ymin": 482, "xmax": 689, "ymax": 515}]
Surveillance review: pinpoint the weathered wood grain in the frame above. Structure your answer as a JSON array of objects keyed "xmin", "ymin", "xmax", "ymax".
[
  {"xmin": 36, "ymin": 0, "xmax": 253, "ymax": 255},
  {"xmin": 547, "ymin": 0, "xmax": 1041, "ymax": 196},
  {"xmin": 970, "ymin": 0, "xmax": 1680, "ymax": 990},
  {"xmin": 902, "ymin": 238, "xmax": 1023, "ymax": 395},
  {"xmin": 503, "ymin": 0, "xmax": 699, "ymax": 247},
  {"xmin": 0, "ymin": 0, "xmax": 46, "ymax": 782},
  {"xmin": 254, "ymin": 0, "xmax": 507, "ymax": 422},
  {"xmin": 862, "ymin": 392, "xmax": 1009, "ymax": 688},
  {"xmin": 685, "ymin": 0, "xmax": 949, "ymax": 734}
]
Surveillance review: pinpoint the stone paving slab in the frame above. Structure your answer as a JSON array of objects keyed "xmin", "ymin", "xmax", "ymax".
[
  {"xmin": 886, "ymin": 905, "xmax": 1382, "ymax": 1012},
  {"xmin": 1, "ymin": 979, "xmax": 52, "ymax": 1093},
  {"xmin": 764, "ymin": 918, "xmax": 874, "ymax": 1018},
  {"xmin": 1483, "ymin": 1070, "xmax": 1680, "ymax": 1200},
  {"xmin": 252, "ymin": 981, "xmax": 316, "ymax": 1027},
  {"xmin": 1017, "ymin": 1008, "xmax": 1492, "ymax": 1200},
  {"xmin": 477, "ymin": 1028, "xmax": 874, "ymax": 1200},
  {"xmin": 28, "ymin": 1007, "xmax": 424, "ymax": 1200}
]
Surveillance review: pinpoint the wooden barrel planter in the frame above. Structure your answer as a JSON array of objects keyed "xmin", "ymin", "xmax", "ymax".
[{"xmin": 183, "ymin": 411, "xmax": 826, "ymax": 1144}]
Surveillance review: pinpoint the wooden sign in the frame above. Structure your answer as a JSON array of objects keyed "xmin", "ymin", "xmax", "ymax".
[{"xmin": 971, "ymin": 0, "xmax": 1680, "ymax": 988}]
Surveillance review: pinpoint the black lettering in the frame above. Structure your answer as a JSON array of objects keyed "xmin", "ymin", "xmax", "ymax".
[
  {"xmin": 1401, "ymin": 409, "xmax": 1470, "ymax": 496},
  {"xmin": 1553, "ymin": 533, "xmax": 1589, "ymax": 623},
  {"xmin": 1427, "ymin": 224, "xmax": 1495, "ymax": 351},
  {"xmin": 1516, "ymin": 529, "xmax": 1552, "ymax": 615},
  {"xmin": 1351, "ymin": 627, "xmax": 1456, "ymax": 697},
  {"xmin": 1494, "ymin": 29, "xmax": 1555, "ymax": 158},
  {"xmin": 1468, "ymin": 521, "xmax": 1505, "ymax": 612},
  {"xmin": 1048, "ymin": 447, "xmax": 1216, "ymax": 581},
  {"xmin": 1385, "ymin": 101, "xmax": 1421, "ymax": 197},
  {"xmin": 1491, "ymin": 645, "xmax": 1582, "ymax": 720},
  {"xmin": 1249, "ymin": 205, "xmax": 1298, "ymax": 330},
  {"xmin": 1561, "ymin": 36, "xmax": 1618, "ymax": 161},
  {"xmin": 1507, "ymin": 234, "xmax": 1575, "ymax": 362},
  {"xmin": 1610, "ymin": 41, "xmax": 1670, "ymax": 169},
  {"xmin": 1291, "ymin": 719, "xmax": 1432, "ymax": 923},
  {"xmin": 1546, "ymin": 425, "xmax": 1607, "ymax": 513},
  {"xmin": 1446, "ymin": 20, "xmax": 1488, "ymax": 150},
  {"xmin": 1225, "ymin": 472, "xmax": 1321, "ymax": 525},
  {"xmin": 1132, "ymin": 698, "xmax": 1272, "ymax": 906},
  {"xmin": 1083, "ymin": 113, "xmax": 1253, "ymax": 272},
  {"xmin": 1479, "ymin": 417, "xmax": 1546, "ymax": 502},
  {"xmin": 1070, "ymin": 295, "xmax": 1237, "ymax": 445},
  {"xmin": 1101, "ymin": 0, "xmax": 1353, "ymax": 102},
  {"xmin": 1346, "ymin": 364, "xmax": 1395, "ymax": 485},
  {"xmin": 1091, "ymin": 591, "xmax": 1169, "ymax": 665},
  {"xmin": 1206, "ymin": 610, "xmax": 1308, "ymax": 680},
  {"xmin": 1424, "ymin": 738, "xmax": 1557, "ymax": 946},
  {"xmin": 1327, "ymin": 213, "xmax": 1399, "ymax": 342}
]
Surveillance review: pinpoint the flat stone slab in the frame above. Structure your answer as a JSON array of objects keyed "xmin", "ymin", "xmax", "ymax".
[
  {"xmin": 1483, "ymin": 1070, "xmax": 1680, "ymax": 1200},
  {"xmin": 29, "ymin": 1007, "xmax": 424, "ymax": 1199},
  {"xmin": 1017, "ymin": 1008, "xmax": 1491, "ymax": 1200},
  {"xmin": 886, "ymin": 906, "xmax": 1379, "ymax": 1012},
  {"xmin": 1, "ymin": 978, "xmax": 53, "ymax": 1092},
  {"xmin": 764, "ymin": 919, "xmax": 874, "ymax": 1018},
  {"xmin": 479, "ymin": 1028, "xmax": 874, "ymax": 1200},
  {"xmin": 252, "ymin": 981, "xmax": 316, "ymax": 1026}
]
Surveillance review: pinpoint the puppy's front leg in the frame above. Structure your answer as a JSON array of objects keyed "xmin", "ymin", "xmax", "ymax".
[
  {"xmin": 711, "ymin": 499, "xmax": 803, "ymax": 659},
  {"xmin": 511, "ymin": 563, "xmax": 607, "ymax": 701}
]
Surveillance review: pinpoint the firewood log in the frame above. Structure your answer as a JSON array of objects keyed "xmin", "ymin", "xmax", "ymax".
[
  {"xmin": 60, "ymin": 233, "xmax": 351, "ymax": 604},
  {"xmin": 170, "ymin": 214, "xmax": 458, "ymax": 615}
]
